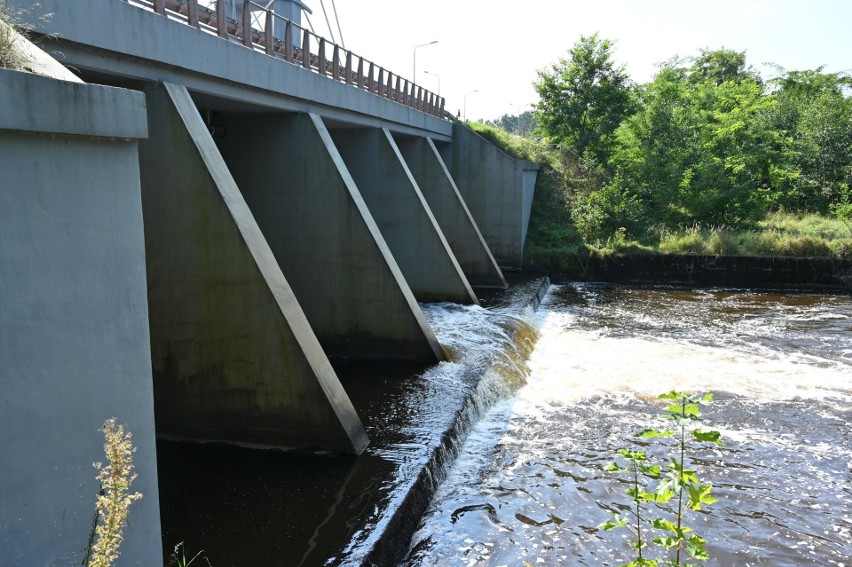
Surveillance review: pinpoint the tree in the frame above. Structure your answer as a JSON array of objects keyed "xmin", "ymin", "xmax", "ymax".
[
  {"xmin": 534, "ymin": 33, "xmax": 635, "ymax": 165},
  {"xmin": 765, "ymin": 68, "xmax": 852, "ymax": 211},
  {"xmin": 610, "ymin": 49, "xmax": 791, "ymax": 228}
]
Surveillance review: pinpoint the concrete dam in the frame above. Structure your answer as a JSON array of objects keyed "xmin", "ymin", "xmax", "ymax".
[{"xmin": 0, "ymin": 1, "xmax": 539, "ymax": 564}]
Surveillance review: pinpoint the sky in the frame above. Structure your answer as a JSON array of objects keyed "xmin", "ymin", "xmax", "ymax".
[{"xmin": 303, "ymin": 0, "xmax": 852, "ymax": 121}]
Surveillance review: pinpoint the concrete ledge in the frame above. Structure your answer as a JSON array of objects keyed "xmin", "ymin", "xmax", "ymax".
[
  {"xmin": 0, "ymin": 68, "xmax": 147, "ymax": 139},
  {"xmin": 539, "ymin": 253, "xmax": 852, "ymax": 291}
]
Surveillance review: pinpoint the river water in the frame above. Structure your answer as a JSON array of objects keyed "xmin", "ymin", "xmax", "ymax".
[{"xmin": 405, "ymin": 284, "xmax": 852, "ymax": 567}]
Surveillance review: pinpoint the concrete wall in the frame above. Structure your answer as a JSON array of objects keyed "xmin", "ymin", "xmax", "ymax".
[
  {"xmin": 214, "ymin": 111, "xmax": 444, "ymax": 361},
  {"xmin": 439, "ymin": 122, "xmax": 540, "ymax": 268},
  {"xmin": 138, "ymin": 82, "xmax": 368, "ymax": 453},
  {"xmin": 330, "ymin": 127, "xmax": 478, "ymax": 303},
  {"xmin": 0, "ymin": 69, "xmax": 162, "ymax": 566},
  {"xmin": 395, "ymin": 135, "xmax": 507, "ymax": 289}
]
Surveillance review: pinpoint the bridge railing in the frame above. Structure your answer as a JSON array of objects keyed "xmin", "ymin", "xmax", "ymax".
[{"xmin": 126, "ymin": 0, "xmax": 446, "ymax": 118}]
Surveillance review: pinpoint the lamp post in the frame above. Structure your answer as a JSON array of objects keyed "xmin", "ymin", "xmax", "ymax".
[
  {"xmin": 463, "ymin": 89, "xmax": 479, "ymax": 122},
  {"xmin": 412, "ymin": 40, "xmax": 438, "ymax": 84},
  {"xmin": 423, "ymin": 70, "xmax": 440, "ymax": 95},
  {"xmin": 509, "ymin": 102, "xmax": 523, "ymax": 134}
]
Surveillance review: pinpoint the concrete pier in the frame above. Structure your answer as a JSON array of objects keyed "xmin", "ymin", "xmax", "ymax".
[
  {"xmin": 330, "ymin": 127, "xmax": 478, "ymax": 304},
  {"xmin": 213, "ymin": 111, "xmax": 445, "ymax": 361},
  {"xmin": 395, "ymin": 135, "xmax": 507, "ymax": 289},
  {"xmin": 138, "ymin": 82, "xmax": 368, "ymax": 453},
  {"xmin": 0, "ymin": 69, "xmax": 162, "ymax": 566}
]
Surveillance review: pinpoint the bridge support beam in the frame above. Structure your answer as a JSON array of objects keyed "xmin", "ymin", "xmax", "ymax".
[
  {"xmin": 438, "ymin": 123, "xmax": 540, "ymax": 269},
  {"xmin": 138, "ymin": 82, "xmax": 368, "ymax": 453},
  {"xmin": 330, "ymin": 127, "xmax": 478, "ymax": 303},
  {"xmin": 213, "ymin": 112, "xmax": 445, "ymax": 361},
  {"xmin": 394, "ymin": 135, "xmax": 507, "ymax": 289}
]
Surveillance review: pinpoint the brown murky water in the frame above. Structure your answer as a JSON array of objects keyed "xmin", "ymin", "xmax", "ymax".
[{"xmin": 405, "ymin": 284, "xmax": 852, "ymax": 567}]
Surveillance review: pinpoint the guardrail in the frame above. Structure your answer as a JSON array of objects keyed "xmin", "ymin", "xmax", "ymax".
[{"xmin": 126, "ymin": 0, "xmax": 447, "ymax": 118}]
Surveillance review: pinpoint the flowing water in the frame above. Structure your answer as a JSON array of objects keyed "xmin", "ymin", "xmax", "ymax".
[{"xmin": 405, "ymin": 284, "xmax": 852, "ymax": 567}]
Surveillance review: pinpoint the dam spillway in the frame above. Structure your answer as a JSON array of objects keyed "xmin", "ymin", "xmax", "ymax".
[{"xmin": 0, "ymin": 2, "xmax": 540, "ymax": 564}]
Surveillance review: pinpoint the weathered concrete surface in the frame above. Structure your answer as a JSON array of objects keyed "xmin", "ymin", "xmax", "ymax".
[
  {"xmin": 138, "ymin": 82, "xmax": 368, "ymax": 453},
  {"xmin": 6, "ymin": 0, "xmax": 452, "ymax": 140},
  {"xmin": 439, "ymin": 122, "xmax": 540, "ymax": 268},
  {"xmin": 0, "ymin": 69, "xmax": 161, "ymax": 566},
  {"xmin": 330, "ymin": 127, "xmax": 477, "ymax": 304},
  {"xmin": 395, "ymin": 135, "xmax": 507, "ymax": 289},
  {"xmin": 214, "ymin": 112, "xmax": 444, "ymax": 360},
  {"xmin": 568, "ymin": 254, "xmax": 852, "ymax": 291}
]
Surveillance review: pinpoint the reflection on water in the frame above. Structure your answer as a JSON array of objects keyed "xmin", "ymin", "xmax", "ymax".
[{"xmin": 405, "ymin": 284, "xmax": 852, "ymax": 567}]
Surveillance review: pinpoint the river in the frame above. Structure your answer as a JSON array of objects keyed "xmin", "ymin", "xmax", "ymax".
[{"xmin": 405, "ymin": 284, "xmax": 852, "ymax": 567}]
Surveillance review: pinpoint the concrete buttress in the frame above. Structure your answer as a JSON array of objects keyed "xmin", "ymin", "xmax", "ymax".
[
  {"xmin": 439, "ymin": 123, "xmax": 540, "ymax": 269},
  {"xmin": 330, "ymin": 127, "xmax": 478, "ymax": 303},
  {"xmin": 395, "ymin": 135, "xmax": 507, "ymax": 289},
  {"xmin": 212, "ymin": 112, "xmax": 445, "ymax": 361},
  {"xmin": 137, "ymin": 82, "xmax": 368, "ymax": 454}
]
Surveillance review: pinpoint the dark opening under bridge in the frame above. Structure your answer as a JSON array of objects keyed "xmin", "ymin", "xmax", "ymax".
[{"xmin": 0, "ymin": 1, "xmax": 539, "ymax": 564}]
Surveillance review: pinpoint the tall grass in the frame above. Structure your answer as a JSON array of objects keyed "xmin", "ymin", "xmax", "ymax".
[{"xmin": 0, "ymin": 0, "xmax": 24, "ymax": 70}]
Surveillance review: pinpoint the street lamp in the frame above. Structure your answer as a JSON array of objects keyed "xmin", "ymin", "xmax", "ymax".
[
  {"xmin": 424, "ymin": 70, "xmax": 440, "ymax": 95},
  {"xmin": 509, "ymin": 102, "xmax": 523, "ymax": 133},
  {"xmin": 463, "ymin": 89, "xmax": 479, "ymax": 122},
  {"xmin": 412, "ymin": 40, "xmax": 438, "ymax": 84}
]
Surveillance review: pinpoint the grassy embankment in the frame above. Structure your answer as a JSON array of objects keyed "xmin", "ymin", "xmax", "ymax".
[{"xmin": 468, "ymin": 122, "xmax": 852, "ymax": 275}]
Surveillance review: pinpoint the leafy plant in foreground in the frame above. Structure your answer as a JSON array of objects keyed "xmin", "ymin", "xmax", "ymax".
[{"xmin": 599, "ymin": 392, "xmax": 723, "ymax": 566}]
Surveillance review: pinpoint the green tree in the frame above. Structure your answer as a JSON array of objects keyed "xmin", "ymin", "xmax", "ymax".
[
  {"xmin": 765, "ymin": 68, "xmax": 852, "ymax": 212},
  {"xmin": 610, "ymin": 49, "xmax": 791, "ymax": 228},
  {"xmin": 534, "ymin": 33, "xmax": 635, "ymax": 165}
]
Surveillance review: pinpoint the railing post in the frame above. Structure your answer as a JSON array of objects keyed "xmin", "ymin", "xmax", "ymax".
[
  {"xmin": 387, "ymin": 72, "xmax": 395, "ymax": 101},
  {"xmin": 394, "ymin": 75, "xmax": 401, "ymax": 103},
  {"xmin": 345, "ymin": 52, "xmax": 354, "ymax": 84},
  {"xmin": 283, "ymin": 20, "xmax": 293, "ymax": 62},
  {"xmin": 357, "ymin": 58, "xmax": 365, "ymax": 89},
  {"xmin": 368, "ymin": 62, "xmax": 376, "ymax": 93},
  {"xmin": 216, "ymin": 0, "xmax": 226, "ymax": 38},
  {"xmin": 264, "ymin": 10, "xmax": 274, "ymax": 55},
  {"xmin": 318, "ymin": 38, "xmax": 327, "ymax": 76},
  {"xmin": 332, "ymin": 45, "xmax": 341, "ymax": 81},
  {"xmin": 153, "ymin": 0, "xmax": 166, "ymax": 15},
  {"xmin": 377, "ymin": 68, "xmax": 385, "ymax": 97},
  {"xmin": 241, "ymin": 0, "xmax": 253, "ymax": 48},
  {"xmin": 301, "ymin": 30, "xmax": 311, "ymax": 69},
  {"xmin": 187, "ymin": 0, "xmax": 198, "ymax": 26}
]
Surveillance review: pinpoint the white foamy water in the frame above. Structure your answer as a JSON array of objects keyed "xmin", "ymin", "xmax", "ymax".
[{"xmin": 406, "ymin": 284, "xmax": 852, "ymax": 567}]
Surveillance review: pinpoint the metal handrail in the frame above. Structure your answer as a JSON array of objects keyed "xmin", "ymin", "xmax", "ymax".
[{"xmin": 129, "ymin": 0, "xmax": 446, "ymax": 118}]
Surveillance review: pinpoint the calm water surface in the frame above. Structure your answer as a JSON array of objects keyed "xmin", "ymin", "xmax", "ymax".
[{"xmin": 406, "ymin": 284, "xmax": 852, "ymax": 567}]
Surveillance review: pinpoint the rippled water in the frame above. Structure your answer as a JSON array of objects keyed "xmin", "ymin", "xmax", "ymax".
[{"xmin": 405, "ymin": 284, "xmax": 852, "ymax": 567}]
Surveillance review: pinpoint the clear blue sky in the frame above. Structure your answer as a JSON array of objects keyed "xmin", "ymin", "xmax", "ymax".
[{"xmin": 307, "ymin": 0, "xmax": 851, "ymax": 121}]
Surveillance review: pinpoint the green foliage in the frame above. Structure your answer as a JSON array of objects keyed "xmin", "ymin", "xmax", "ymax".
[
  {"xmin": 600, "ymin": 392, "xmax": 723, "ymax": 567},
  {"xmin": 168, "ymin": 542, "xmax": 213, "ymax": 567},
  {"xmin": 611, "ymin": 50, "xmax": 788, "ymax": 228},
  {"xmin": 0, "ymin": 1, "xmax": 24, "ymax": 70},
  {"xmin": 534, "ymin": 33, "xmax": 635, "ymax": 164}
]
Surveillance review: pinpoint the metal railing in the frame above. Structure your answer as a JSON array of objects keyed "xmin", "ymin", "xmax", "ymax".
[{"xmin": 126, "ymin": 0, "xmax": 446, "ymax": 118}]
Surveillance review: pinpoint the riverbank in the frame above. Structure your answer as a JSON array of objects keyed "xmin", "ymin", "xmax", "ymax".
[{"xmin": 527, "ymin": 252, "xmax": 852, "ymax": 291}]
